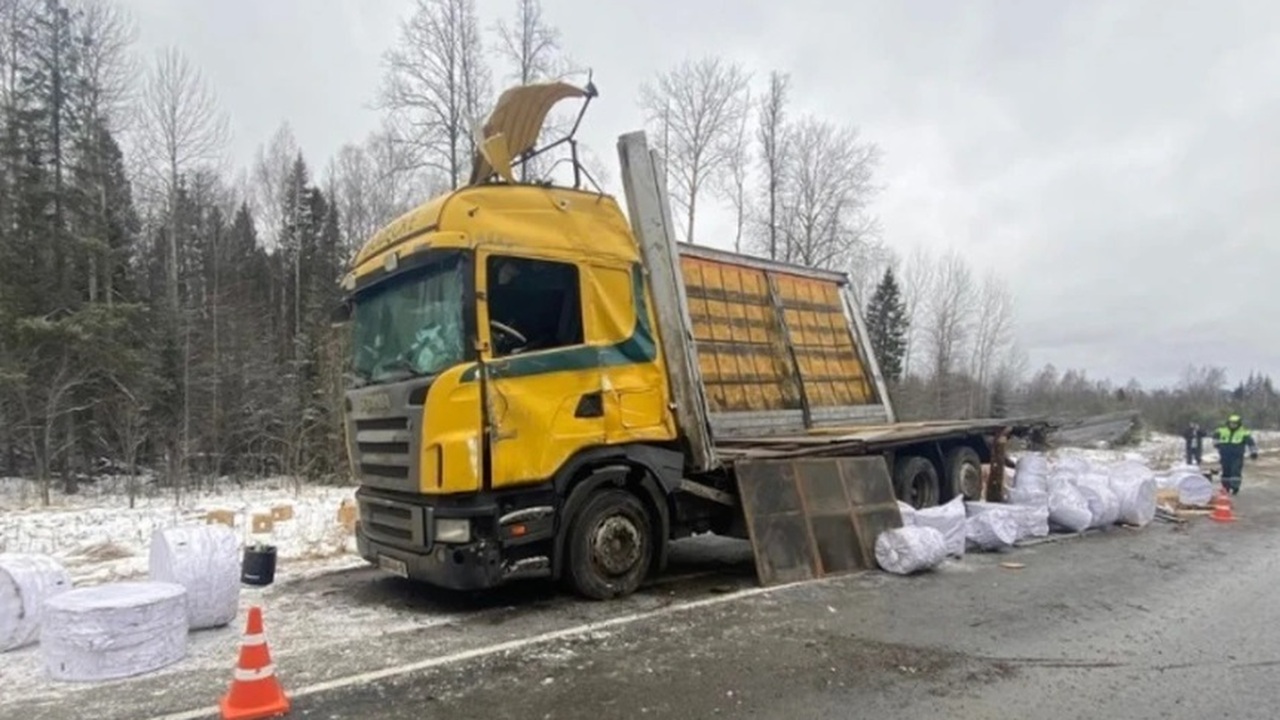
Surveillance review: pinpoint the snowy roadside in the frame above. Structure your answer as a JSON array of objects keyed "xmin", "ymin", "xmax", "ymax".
[
  {"xmin": 0, "ymin": 476, "xmax": 361, "ymax": 584},
  {"xmin": 1039, "ymin": 430, "xmax": 1280, "ymax": 470},
  {"xmin": 0, "ymin": 477, "xmax": 443, "ymax": 709}
]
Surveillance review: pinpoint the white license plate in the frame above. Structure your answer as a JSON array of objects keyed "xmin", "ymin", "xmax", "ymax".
[{"xmin": 378, "ymin": 555, "xmax": 408, "ymax": 578}]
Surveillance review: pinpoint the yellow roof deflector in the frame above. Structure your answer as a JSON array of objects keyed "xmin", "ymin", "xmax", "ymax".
[{"xmin": 468, "ymin": 81, "xmax": 591, "ymax": 185}]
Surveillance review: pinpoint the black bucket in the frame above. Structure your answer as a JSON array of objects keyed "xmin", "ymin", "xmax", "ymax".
[{"xmin": 241, "ymin": 544, "xmax": 278, "ymax": 586}]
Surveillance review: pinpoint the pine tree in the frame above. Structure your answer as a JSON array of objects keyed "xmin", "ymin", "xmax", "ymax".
[{"xmin": 866, "ymin": 267, "xmax": 909, "ymax": 383}]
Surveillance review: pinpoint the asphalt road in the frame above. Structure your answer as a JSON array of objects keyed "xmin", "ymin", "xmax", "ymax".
[{"xmin": 7, "ymin": 455, "xmax": 1279, "ymax": 720}]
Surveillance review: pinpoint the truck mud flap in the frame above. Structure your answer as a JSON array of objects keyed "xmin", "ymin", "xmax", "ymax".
[{"xmin": 734, "ymin": 456, "xmax": 902, "ymax": 587}]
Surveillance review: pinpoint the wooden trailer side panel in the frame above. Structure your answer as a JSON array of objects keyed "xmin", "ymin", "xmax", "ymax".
[{"xmin": 677, "ymin": 245, "xmax": 892, "ymax": 438}]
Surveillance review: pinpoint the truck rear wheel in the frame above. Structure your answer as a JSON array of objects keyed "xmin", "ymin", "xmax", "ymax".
[
  {"xmin": 565, "ymin": 489, "xmax": 653, "ymax": 600},
  {"xmin": 945, "ymin": 446, "xmax": 983, "ymax": 501},
  {"xmin": 894, "ymin": 455, "xmax": 940, "ymax": 509}
]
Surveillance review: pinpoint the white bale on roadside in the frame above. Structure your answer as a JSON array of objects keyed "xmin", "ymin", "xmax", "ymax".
[
  {"xmin": 1048, "ymin": 482, "xmax": 1092, "ymax": 533},
  {"xmin": 875, "ymin": 526, "xmax": 948, "ymax": 575},
  {"xmin": 0, "ymin": 554, "xmax": 72, "ymax": 652},
  {"xmin": 912, "ymin": 496, "xmax": 967, "ymax": 557},
  {"xmin": 1014, "ymin": 453, "xmax": 1051, "ymax": 495},
  {"xmin": 1007, "ymin": 483, "xmax": 1049, "ymax": 507},
  {"xmin": 1105, "ymin": 460, "xmax": 1158, "ymax": 527},
  {"xmin": 1052, "ymin": 454, "xmax": 1094, "ymax": 478},
  {"xmin": 41, "ymin": 582, "xmax": 188, "ymax": 682},
  {"xmin": 1160, "ymin": 468, "xmax": 1214, "ymax": 507},
  {"xmin": 149, "ymin": 524, "xmax": 240, "ymax": 630},
  {"xmin": 1075, "ymin": 475, "xmax": 1121, "ymax": 528},
  {"xmin": 1112, "ymin": 476, "xmax": 1158, "ymax": 527},
  {"xmin": 965, "ymin": 512, "xmax": 1019, "ymax": 551},
  {"xmin": 966, "ymin": 501, "xmax": 1050, "ymax": 541}
]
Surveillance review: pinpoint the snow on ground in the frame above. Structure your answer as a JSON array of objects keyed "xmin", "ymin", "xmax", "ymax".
[
  {"xmin": 0, "ymin": 475, "xmax": 392, "ymax": 706},
  {"xmin": 0, "ymin": 476, "xmax": 360, "ymax": 584},
  {"xmin": 1038, "ymin": 430, "xmax": 1280, "ymax": 471}
]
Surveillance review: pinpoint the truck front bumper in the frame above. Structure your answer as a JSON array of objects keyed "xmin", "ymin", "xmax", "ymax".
[{"xmin": 356, "ymin": 523, "xmax": 505, "ymax": 591}]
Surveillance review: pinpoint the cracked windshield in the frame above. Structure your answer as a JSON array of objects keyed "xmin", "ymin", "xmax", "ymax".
[{"xmin": 350, "ymin": 260, "xmax": 465, "ymax": 384}]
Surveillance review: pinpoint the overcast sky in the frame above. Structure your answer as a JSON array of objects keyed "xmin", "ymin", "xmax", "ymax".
[{"xmin": 119, "ymin": 0, "xmax": 1277, "ymax": 388}]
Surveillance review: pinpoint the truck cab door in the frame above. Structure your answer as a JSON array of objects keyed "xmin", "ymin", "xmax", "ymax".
[{"xmin": 477, "ymin": 252, "xmax": 605, "ymax": 489}]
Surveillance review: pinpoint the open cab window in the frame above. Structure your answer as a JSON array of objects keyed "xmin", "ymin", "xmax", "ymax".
[{"xmin": 485, "ymin": 255, "xmax": 584, "ymax": 357}]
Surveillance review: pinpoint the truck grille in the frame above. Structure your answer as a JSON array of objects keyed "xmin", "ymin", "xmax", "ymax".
[
  {"xmin": 359, "ymin": 492, "xmax": 430, "ymax": 549},
  {"xmin": 353, "ymin": 416, "xmax": 413, "ymax": 484}
]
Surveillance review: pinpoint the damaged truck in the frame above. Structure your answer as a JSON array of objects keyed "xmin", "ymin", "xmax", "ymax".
[{"xmin": 333, "ymin": 82, "xmax": 1049, "ymax": 599}]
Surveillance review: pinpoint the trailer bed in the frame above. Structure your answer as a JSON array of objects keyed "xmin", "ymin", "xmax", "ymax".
[{"xmin": 713, "ymin": 417, "xmax": 1051, "ymax": 461}]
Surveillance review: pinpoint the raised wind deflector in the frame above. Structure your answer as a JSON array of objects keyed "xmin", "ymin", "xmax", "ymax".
[{"xmin": 468, "ymin": 79, "xmax": 600, "ymax": 189}]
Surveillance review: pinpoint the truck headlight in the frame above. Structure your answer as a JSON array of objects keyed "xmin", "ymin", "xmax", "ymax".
[{"xmin": 434, "ymin": 518, "xmax": 471, "ymax": 544}]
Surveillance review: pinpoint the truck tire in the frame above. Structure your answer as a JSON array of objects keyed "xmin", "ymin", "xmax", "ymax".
[
  {"xmin": 894, "ymin": 455, "xmax": 940, "ymax": 509},
  {"xmin": 565, "ymin": 489, "xmax": 653, "ymax": 600},
  {"xmin": 944, "ymin": 446, "xmax": 983, "ymax": 501}
]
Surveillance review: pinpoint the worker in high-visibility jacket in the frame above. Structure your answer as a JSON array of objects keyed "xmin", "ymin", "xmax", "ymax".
[{"xmin": 1213, "ymin": 414, "xmax": 1258, "ymax": 495}]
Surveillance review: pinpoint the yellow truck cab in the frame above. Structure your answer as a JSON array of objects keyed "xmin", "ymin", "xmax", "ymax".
[{"xmin": 337, "ymin": 82, "xmax": 1048, "ymax": 599}]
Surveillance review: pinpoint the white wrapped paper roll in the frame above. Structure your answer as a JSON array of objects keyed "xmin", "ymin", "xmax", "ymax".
[
  {"xmin": 912, "ymin": 496, "xmax": 967, "ymax": 557},
  {"xmin": 41, "ymin": 582, "xmax": 188, "ymax": 682},
  {"xmin": 149, "ymin": 525, "xmax": 240, "ymax": 630},
  {"xmin": 0, "ymin": 553, "xmax": 73, "ymax": 651},
  {"xmin": 875, "ymin": 526, "xmax": 948, "ymax": 575}
]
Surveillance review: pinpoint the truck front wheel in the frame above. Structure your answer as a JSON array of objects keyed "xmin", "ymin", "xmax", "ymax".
[
  {"xmin": 565, "ymin": 489, "xmax": 653, "ymax": 600},
  {"xmin": 894, "ymin": 455, "xmax": 940, "ymax": 509}
]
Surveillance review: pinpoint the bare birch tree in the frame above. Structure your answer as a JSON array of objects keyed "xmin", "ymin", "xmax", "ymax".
[
  {"xmin": 379, "ymin": 0, "xmax": 491, "ymax": 189},
  {"xmin": 899, "ymin": 245, "xmax": 935, "ymax": 378},
  {"xmin": 137, "ymin": 46, "xmax": 229, "ymax": 313},
  {"xmin": 639, "ymin": 56, "xmax": 750, "ymax": 245},
  {"xmin": 719, "ymin": 86, "xmax": 752, "ymax": 252},
  {"xmin": 922, "ymin": 249, "xmax": 976, "ymax": 415},
  {"xmin": 776, "ymin": 116, "xmax": 880, "ymax": 269},
  {"xmin": 966, "ymin": 271, "xmax": 1015, "ymax": 416},
  {"xmin": 847, "ymin": 240, "xmax": 894, "ymax": 309},
  {"xmin": 251, "ymin": 122, "xmax": 299, "ymax": 249},
  {"xmin": 756, "ymin": 71, "xmax": 790, "ymax": 260},
  {"xmin": 493, "ymin": 0, "xmax": 565, "ymax": 85}
]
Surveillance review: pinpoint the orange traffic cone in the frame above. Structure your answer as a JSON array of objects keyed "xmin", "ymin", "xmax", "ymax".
[
  {"xmin": 1210, "ymin": 489, "xmax": 1237, "ymax": 523},
  {"xmin": 219, "ymin": 606, "xmax": 291, "ymax": 720}
]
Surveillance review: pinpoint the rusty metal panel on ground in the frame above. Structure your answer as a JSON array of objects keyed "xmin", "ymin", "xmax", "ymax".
[{"xmin": 734, "ymin": 456, "xmax": 902, "ymax": 586}]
